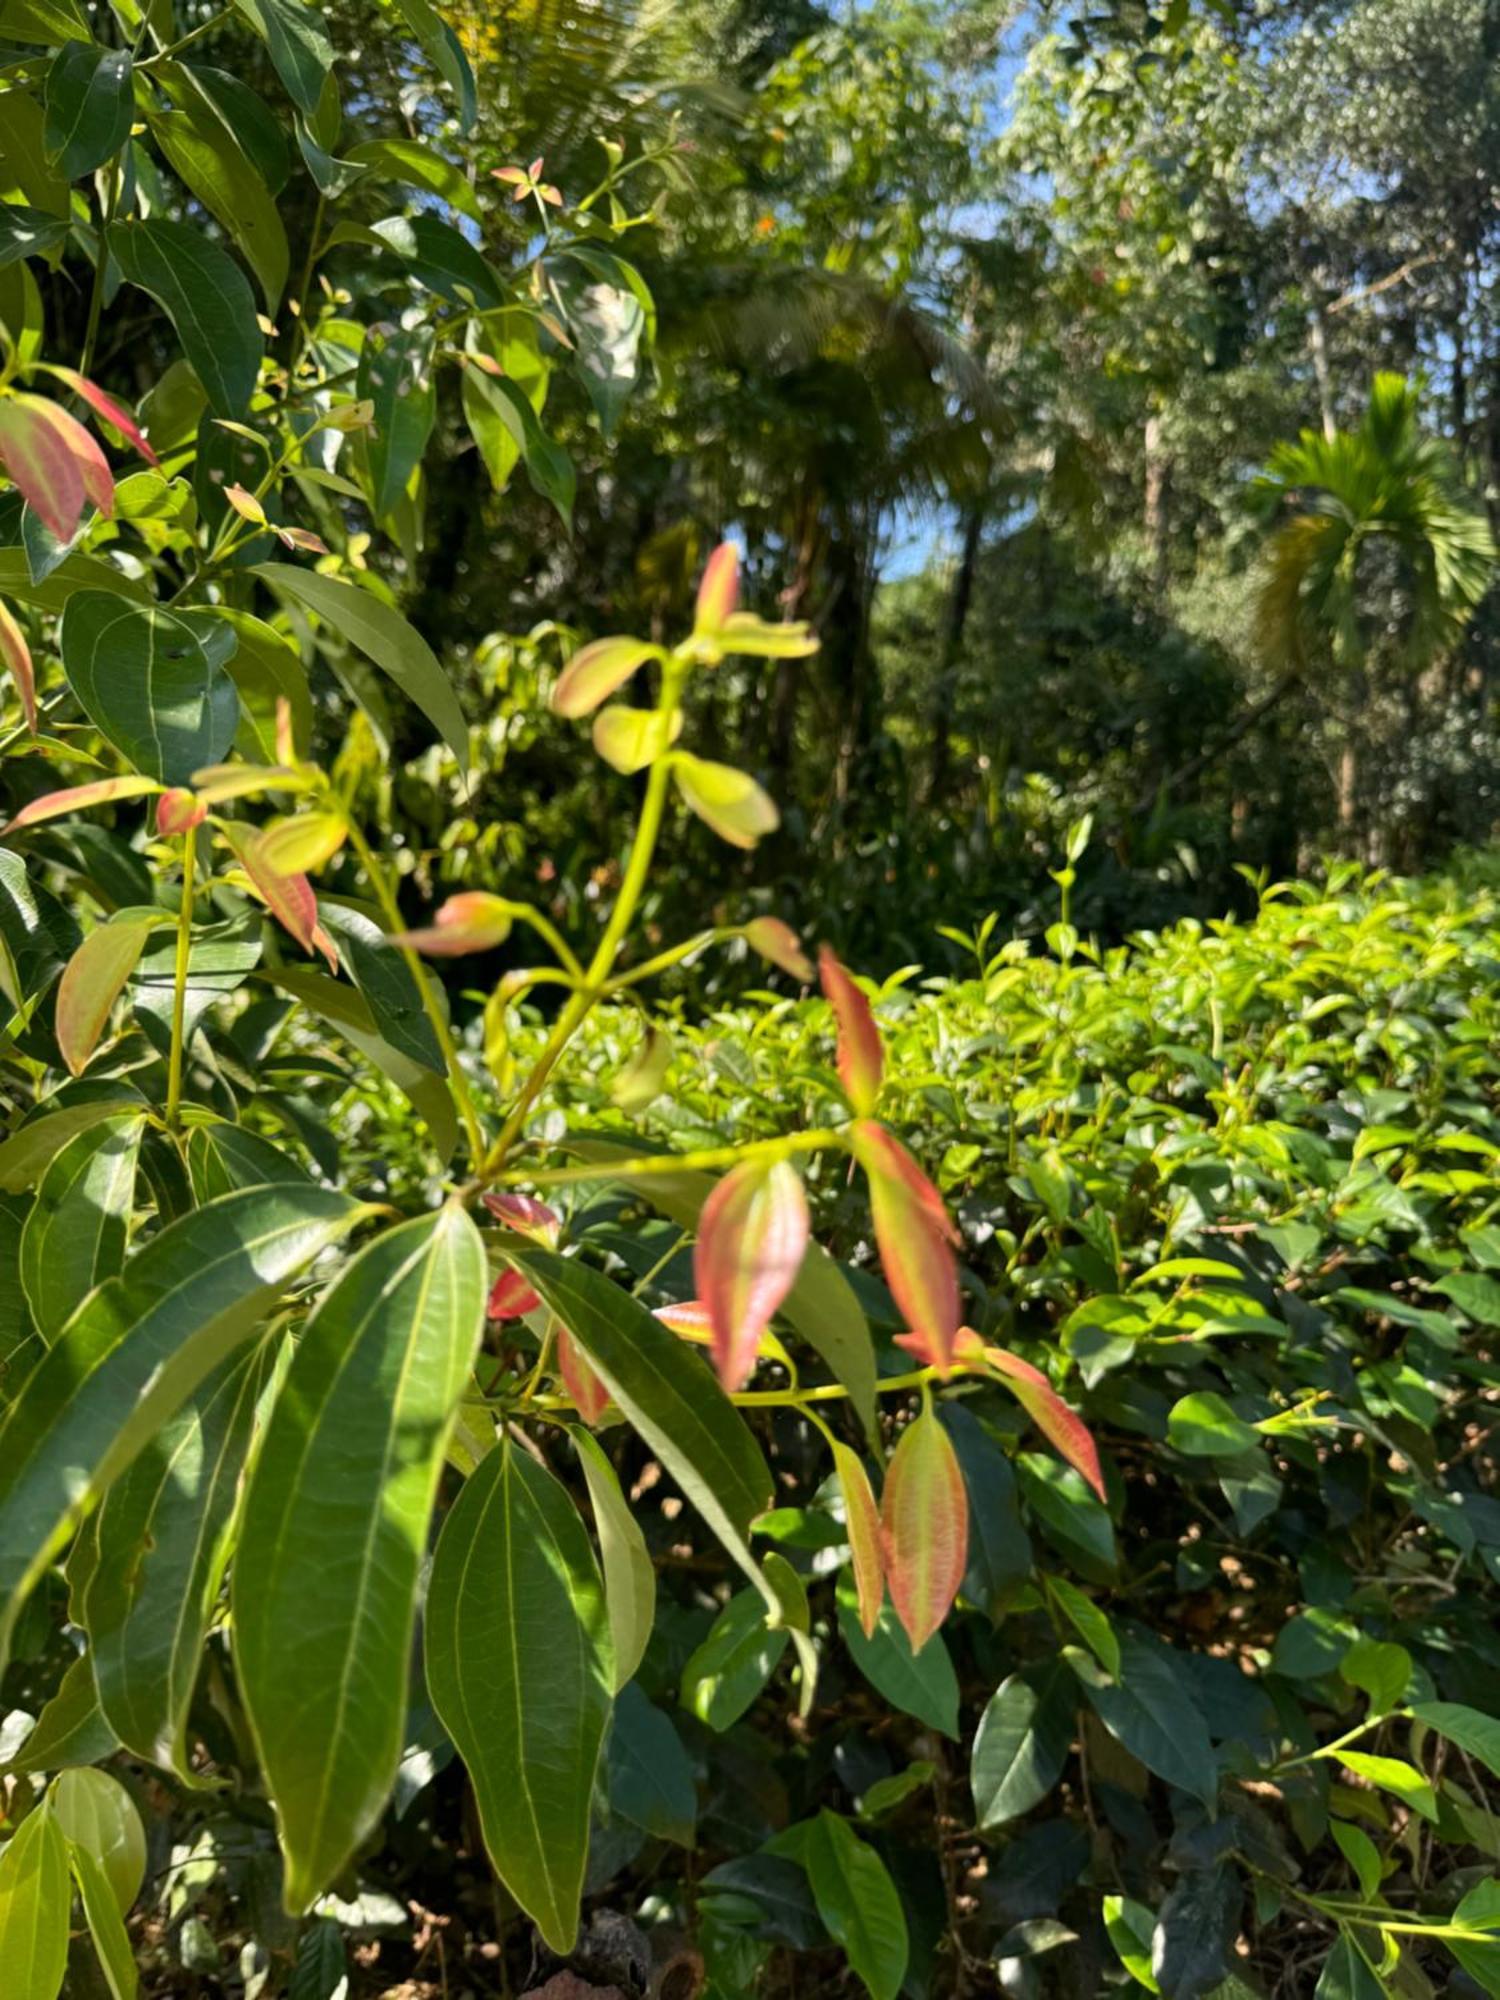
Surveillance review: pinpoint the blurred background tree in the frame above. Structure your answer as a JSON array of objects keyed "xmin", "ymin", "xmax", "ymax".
[{"xmin": 49, "ymin": 0, "xmax": 1495, "ymax": 978}]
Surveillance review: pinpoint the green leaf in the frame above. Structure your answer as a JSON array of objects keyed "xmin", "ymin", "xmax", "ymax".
[
  {"xmin": 254, "ymin": 564, "xmax": 469, "ymax": 776},
  {"xmin": 606, "ymin": 1682, "xmax": 696, "ymax": 1847},
  {"xmin": 461, "ymin": 311, "xmax": 547, "ymax": 495},
  {"xmin": 1329, "ymin": 1822, "xmax": 1382, "ymax": 1902},
  {"xmin": 1411, "ymin": 1700, "xmax": 1500, "ymax": 1779},
  {"xmin": 425, "ymin": 1435, "xmax": 614, "ymax": 1955},
  {"xmin": 230, "ymin": 0, "xmax": 334, "ymax": 115},
  {"xmin": 0, "ymin": 0, "xmax": 90, "ymax": 45},
  {"xmin": 801, "ymin": 1810, "xmax": 908, "ymax": 2000},
  {"xmin": 112, "ymin": 220, "xmax": 263, "ymax": 417},
  {"xmin": 681, "ymin": 1588, "xmax": 787, "ymax": 1731},
  {"xmin": 42, "ymin": 43, "xmax": 133, "ymax": 181},
  {"xmin": 939, "ymin": 1404, "xmax": 1032, "ymax": 1619},
  {"xmin": 1166, "ymin": 1392, "xmax": 1259, "ymax": 1458},
  {"xmin": 288, "ymin": 1918, "xmax": 346, "ymax": 2000},
  {"xmin": 209, "ymin": 607, "xmax": 313, "ymax": 762},
  {"xmin": 259, "ymin": 964, "xmax": 458, "ymax": 1160},
  {"xmin": 1044, "ymin": 1573, "xmax": 1120, "ymax": 1678},
  {"xmin": 59, "ymin": 591, "xmax": 239, "ymax": 785},
  {"xmin": 0, "ymin": 1803, "xmax": 70, "ymax": 1999},
  {"xmin": 458, "ymin": 357, "xmax": 574, "ymax": 526},
  {"xmin": 1315, "ymin": 1934, "xmax": 1387, "ymax": 2000},
  {"xmin": 1104, "ymin": 1894, "xmax": 1161, "ymax": 1992},
  {"xmin": 149, "ymin": 85, "xmax": 290, "ymax": 310},
  {"xmin": 370, "ymin": 212, "xmax": 502, "ymax": 310},
  {"xmin": 1151, "ymin": 1865, "xmax": 1238, "ymax": 1998},
  {"xmin": 345, "ymin": 137, "xmax": 481, "ymax": 218},
  {"xmin": 508, "ymin": 1247, "xmax": 774, "ymax": 1590},
  {"xmin": 357, "ymin": 321, "xmax": 436, "ymax": 522},
  {"xmin": 1337, "ymin": 1752, "xmax": 1437, "ymax": 1822},
  {"xmin": 0, "ymin": 206, "xmax": 69, "ymax": 270},
  {"xmin": 0, "ymin": 1182, "xmax": 364, "ymax": 1670},
  {"xmin": 1072, "ymin": 1637, "xmax": 1218, "ymax": 1809},
  {"xmin": 69, "ymin": 1840, "xmax": 138, "ymax": 2000},
  {"xmin": 1017, "ymin": 1452, "xmax": 1116, "ymax": 1577},
  {"xmin": 84, "ymin": 1344, "xmax": 267, "ymax": 1776},
  {"xmin": 1339, "ymin": 1638, "xmax": 1410, "ymax": 1717},
  {"xmin": 835, "ymin": 1578, "xmax": 958, "ymax": 1738},
  {"xmin": 18, "ymin": 1112, "xmax": 142, "ymax": 1342},
  {"xmin": 572, "ymin": 1425, "xmax": 655, "ymax": 1692},
  {"xmin": 316, "ymin": 901, "xmax": 444, "ymax": 1075},
  {"xmin": 235, "ymin": 1206, "xmax": 485, "ymax": 1910},
  {"xmin": 49, "ymin": 1767, "xmax": 144, "ymax": 1914},
  {"xmin": 971, "ymin": 1665, "xmax": 1074, "ymax": 1830},
  {"xmin": 548, "ymin": 253, "xmax": 650, "ymax": 438},
  {"xmin": 389, "ymin": 0, "xmax": 475, "ymax": 126},
  {"xmin": 3, "ymin": 1651, "xmax": 119, "ymax": 1773}
]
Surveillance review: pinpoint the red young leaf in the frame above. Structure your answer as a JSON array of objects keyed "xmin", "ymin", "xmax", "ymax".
[
  {"xmin": 880, "ymin": 1403, "xmax": 968, "ymax": 1653},
  {"xmin": 4, "ymin": 775, "xmax": 162, "ymax": 833},
  {"xmin": 653, "ymin": 1299, "xmax": 713, "ymax": 1342},
  {"xmin": 25, "ymin": 396, "xmax": 114, "ymax": 522},
  {"xmin": 155, "ymin": 789, "xmax": 207, "ymax": 836},
  {"xmin": 833, "ymin": 1441, "xmax": 885, "ymax": 1638},
  {"xmin": 487, "ymin": 1266, "xmax": 542, "ymax": 1320},
  {"xmin": 744, "ymin": 916, "xmax": 814, "ymax": 983},
  {"xmin": 44, "ymin": 367, "xmax": 158, "ymax": 464},
  {"xmin": 221, "ymin": 824, "xmax": 325, "ymax": 961},
  {"xmin": 961, "ymin": 1333, "xmax": 1106, "ymax": 1502},
  {"xmin": 391, "ymin": 890, "xmax": 513, "ymax": 955},
  {"xmin": 694, "ymin": 541, "xmax": 740, "ymax": 633},
  {"xmin": 0, "ymin": 597, "xmax": 37, "ymax": 734},
  {"xmin": 694, "ymin": 1157, "xmax": 809, "ymax": 1393},
  {"xmin": 818, "ymin": 947, "xmax": 882, "ymax": 1114},
  {"xmin": 56, "ymin": 914, "xmax": 159, "ymax": 1076},
  {"xmin": 0, "ymin": 392, "xmax": 88, "ymax": 543},
  {"xmin": 852, "ymin": 1120, "xmax": 961, "ymax": 1372},
  {"xmin": 557, "ymin": 1326, "xmax": 610, "ymax": 1426},
  {"xmin": 483, "ymin": 1191, "xmax": 562, "ymax": 1246}
]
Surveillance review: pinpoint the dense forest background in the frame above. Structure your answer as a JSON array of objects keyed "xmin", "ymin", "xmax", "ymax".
[{"xmin": 44, "ymin": 0, "xmax": 1500, "ymax": 968}]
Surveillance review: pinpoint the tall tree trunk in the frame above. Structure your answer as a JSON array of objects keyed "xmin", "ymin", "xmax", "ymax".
[
  {"xmin": 1308, "ymin": 305, "xmax": 1336, "ymax": 442},
  {"xmin": 1143, "ymin": 411, "xmax": 1171, "ymax": 599},
  {"xmin": 925, "ymin": 501, "xmax": 984, "ymax": 807}
]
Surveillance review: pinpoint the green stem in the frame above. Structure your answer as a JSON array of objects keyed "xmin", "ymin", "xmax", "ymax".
[
  {"xmin": 527, "ymin": 1363, "xmax": 952, "ymax": 1417},
  {"xmin": 78, "ymin": 165, "xmax": 121, "ymax": 382},
  {"xmin": 341, "ymin": 815, "xmax": 486, "ymax": 1169},
  {"xmin": 166, "ymin": 821, "xmax": 197, "ymax": 1130},
  {"xmin": 476, "ymin": 661, "xmax": 686, "ymax": 1184},
  {"xmin": 501, "ymin": 1126, "xmax": 849, "ymax": 1189}
]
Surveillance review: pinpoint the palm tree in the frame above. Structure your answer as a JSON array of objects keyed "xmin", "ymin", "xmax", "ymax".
[
  {"xmin": 1250, "ymin": 374, "xmax": 1495, "ymax": 848},
  {"xmin": 1252, "ymin": 372, "xmax": 1495, "ymax": 674}
]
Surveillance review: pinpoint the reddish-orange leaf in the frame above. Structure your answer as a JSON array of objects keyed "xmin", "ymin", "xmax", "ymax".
[
  {"xmin": 43, "ymin": 366, "xmax": 158, "ymax": 464},
  {"xmin": 4, "ymin": 775, "xmax": 161, "ymax": 833},
  {"xmin": 965, "ymin": 1335, "xmax": 1106, "ymax": 1502},
  {"xmin": 557, "ymin": 1325, "xmax": 610, "ymax": 1425},
  {"xmin": 487, "ymin": 1266, "xmax": 542, "ymax": 1320},
  {"xmin": 880, "ymin": 1403, "xmax": 968, "ymax": 1654},
  {"xmin": 654, "ymin": 1299, "xmax": 713, "ymax": 1343},
  {"xmin": 26, "ymin": 396, "xmax": 114, "ymax": 521},
  {"xmin": 56, "ymin": 913, "xmax": 160, "ymax": 1076},
  {"xmin": 483, "ymin": 1191, "xmax": 561, "ymax": 1245},
  {"xmin": 852, "ymin": 1121, "xmax": 961, "ymax": 1372},
  {"xmin": 818, "ymin": 947, "xmax": 882, "ymax": 1114},
  {"xmin": 0, "ymin": 597, "xmax": 36, "ymax": 734},
  {"xmin": 744, "ymin": 915, "xmax": 813, "ymax": 983},
  {"xmin": 694, "ymin": 541, "xmax": 740, "ymax": 634},
  {"xmin": 833, "ymin": 1441, "xmax": 885, "ymax": 1638},
  {"xmin": 390, "ymin": 890, "xmax": 513, "ymax": 955},
  {"xmin": 221, "ymin": 824, "xmax": 323, "ymax": 959},
  {"xmin": 154, "ymin": 789, "xmax": 207, "ymax": 836},
  {"xmin": 694, "ymin": 1157, "xmax": 809, "ymax": 1393},
  {"xmin": 0, "ymin": 393, "xmax": 88, "ymax": 543}
]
